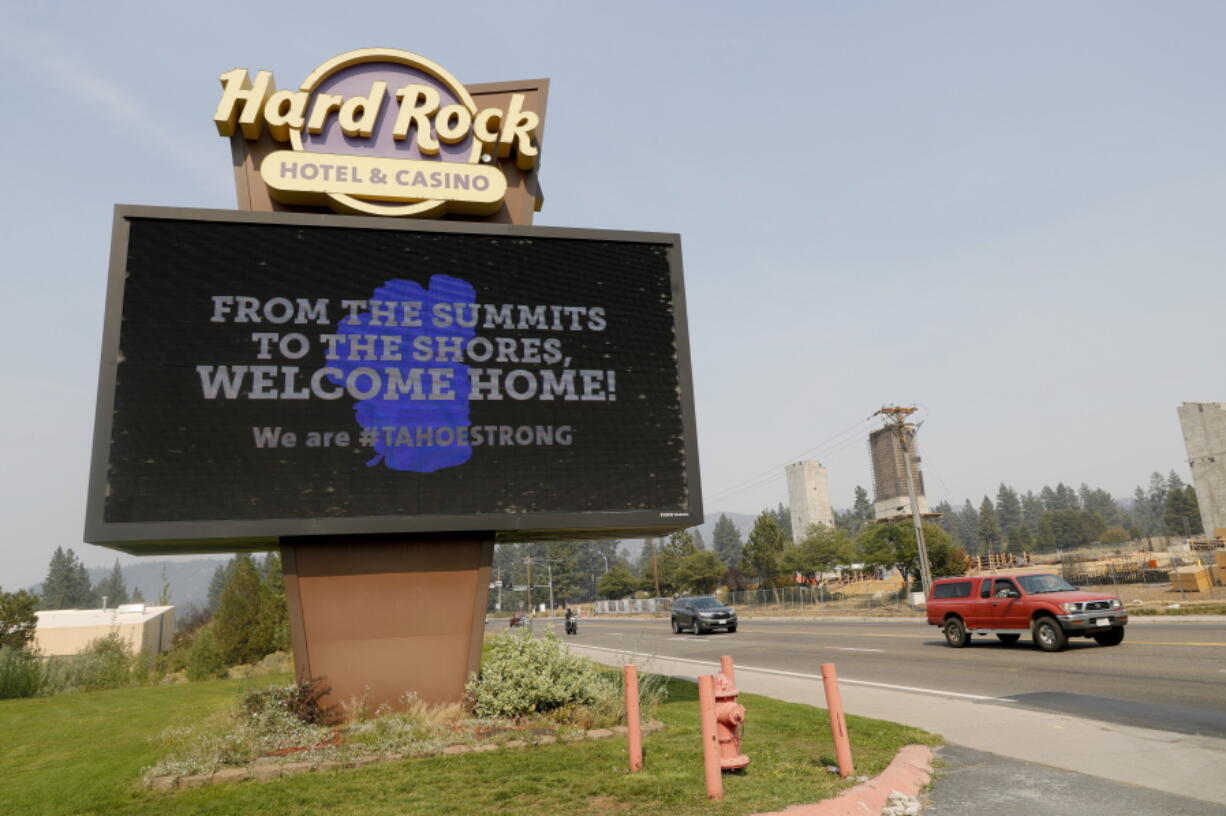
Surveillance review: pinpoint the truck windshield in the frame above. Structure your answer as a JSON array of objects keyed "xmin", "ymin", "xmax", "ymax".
[{"xmin": 1017, "ymin": 574, "xmax": 1078, "ymax": 594}]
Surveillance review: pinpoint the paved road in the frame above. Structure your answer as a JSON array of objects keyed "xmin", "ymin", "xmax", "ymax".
[{"xmin": 541, "ymin": 616, "xmax": 1226, "ymax": 737}]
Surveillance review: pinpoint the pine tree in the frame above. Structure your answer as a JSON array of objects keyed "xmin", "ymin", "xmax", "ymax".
[
  {"xmin": 995, "ymin": 484, "xmax": 1022, "ymax": 533},
  {"xmin": 712, "ymin": 514, "xmax": 744, "ymax": 568},
  {"xmin": 39, "ymin": 547, "xmax": 72, "ymax": 610},
  {"xmin": 742, "ymin": 511, "xmax": 786, "ymax": 586},
  {"xmin": 41, "ymin": 548, "xmax": 96, "ymax": 609},
  {"xmin": 978, "ymin": 496, "xmax": 1002, "ymax": 551},
  {"xmin": 1020, "ymin": 490, "xmax": 1045, "ymax": 533},
  {"xmin": 258, "ymin": 553, "xmax": 291, "ymax": 654},
  {"xmin": 68, "ymin": 558, "xmax": 95, "ymax": 608},
  {"xmin": 1146, "ymin": 472, "xmax": 1168, "ymax": 534},
  {"xmin": 94, "ymin": 560, "xmax": 130, "ymax": 608},
  {"xmin": 1164, "ymin": 485, "xmax": 1203, "ymax": 537},
  {"xmin": 207, "ymin": 559, "xmax": 236, "ymax": 614},
  {"xmin": 772, "ymin": 503, "xmax": 793, "ymax": 541},
  {"xmin": 214, "ymin": 554, "xmax": 266, "ymax": 665},
  {"xmin": 852, "ymin": 486, "xmax": 874, "ymax": 528}
]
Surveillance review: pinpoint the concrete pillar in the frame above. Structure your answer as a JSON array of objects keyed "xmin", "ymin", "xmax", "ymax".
[
  {"xmin": 785, "ymin": 461, "xmax": 834, "ymax": 542},
  {"xmin": 1178, "ymin": 402, "xmax": 1226, "ymax": 537}
]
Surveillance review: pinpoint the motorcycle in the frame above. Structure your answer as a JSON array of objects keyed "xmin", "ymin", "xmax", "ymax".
[{"xmin": 564, "ymin": 615, "xmax": 578, "ymax": 635}]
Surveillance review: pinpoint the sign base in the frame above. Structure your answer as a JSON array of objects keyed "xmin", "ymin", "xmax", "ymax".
[{"xmin": 281, "ymin": 535, "xmax": 493, "ymax": 710}]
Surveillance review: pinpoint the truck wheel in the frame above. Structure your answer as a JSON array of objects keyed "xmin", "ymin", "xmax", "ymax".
[
  {"xmin": 996, "ymin": 633, "xmax": 1021, "ymax": 645},
  {"xmin": 1092, "ymin": 627, "xmax": 1125, "ymax": 646},
  {"xmin": 1033, "ymin": 617, "xmax": 1067, "ymax": 652},
  {"xmin": 672, "ymin": 617, "xmax": 681, "ymax": 634},
  {"xmin": 944, "ymin": 617, "xmax": 969, "ymax": 648}
]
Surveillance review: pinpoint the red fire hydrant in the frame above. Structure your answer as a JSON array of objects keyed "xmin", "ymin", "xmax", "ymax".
[{"xmin": 712, "ymin": 669, "xmax": 750, "ymax": 770}]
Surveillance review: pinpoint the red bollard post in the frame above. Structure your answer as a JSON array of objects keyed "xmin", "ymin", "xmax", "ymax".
[
  {"xmin": 698, "ymin": 674, "xmax": 724, "ymax": 800},
  {"xmin": 624, "ymin": 664, "xmax": 643, "ymax": 773},
  {"xmin": 820, "ymin": 662, "xmax": 854, "ymax": 778},
  {"xmin": 720, "ymin": 654, "xmax": 735, "ymax": 686}
]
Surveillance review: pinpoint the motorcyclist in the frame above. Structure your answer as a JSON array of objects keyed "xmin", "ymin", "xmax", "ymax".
[{"xmin": 564, "ymin": 607, "xmax": 577, "ymax": 634}]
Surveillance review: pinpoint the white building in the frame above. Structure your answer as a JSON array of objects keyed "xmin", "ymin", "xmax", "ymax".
[{"xmin": 33, "ymin": 604, "xmax": 175, "ymax": 657}]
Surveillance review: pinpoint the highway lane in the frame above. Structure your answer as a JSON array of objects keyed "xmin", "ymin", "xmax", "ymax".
[{"xmin": 519, "ymin": 616, "xmax": 1226, "ymax": 737}]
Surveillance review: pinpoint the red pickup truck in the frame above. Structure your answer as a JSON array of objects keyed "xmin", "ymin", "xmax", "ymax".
[{"xmin": 926, "ymin": 572, "xmax": 1127, "ymax": 652}]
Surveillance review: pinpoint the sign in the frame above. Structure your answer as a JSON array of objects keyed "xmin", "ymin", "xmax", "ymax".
[
  {"xmin": 214, "ymin": 48, "xmax": 542, "ymax": 217},
  {"xmin": 85, "ymin": 207, "xmax": 702, "ymax": 552}
]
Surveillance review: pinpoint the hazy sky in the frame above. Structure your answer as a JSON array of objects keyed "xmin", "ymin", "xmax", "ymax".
[{"xmin": 2, "ymin": 2, "xmax": 1223, "ymax": 588}]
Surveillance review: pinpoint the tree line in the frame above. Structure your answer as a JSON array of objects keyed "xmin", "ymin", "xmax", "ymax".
[
  {"xmin": 932, "ymin": 471, "xmax": 1202, "ymax": 555},
  {"xmin": 36, "ymin": 548, "xmax": 169, "ymax": 610}
]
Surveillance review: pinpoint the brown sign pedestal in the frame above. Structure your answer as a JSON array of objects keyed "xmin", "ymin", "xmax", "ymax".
[{"xmin": 281, "ymin": 535, "xmax": 493, "ymax": 709}]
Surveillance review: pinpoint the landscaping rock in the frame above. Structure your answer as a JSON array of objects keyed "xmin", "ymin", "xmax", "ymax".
[
  {"xmin": 280, "ymin": 762, "xmax": 314, "ymax": 777},
  {"xmin": 211, "ymin": 767, "xmax": 249, "ymax": 784},
  {"xmin": 350, "ymin": 755, "xmax": 381, "ymax": 767},
  {"xmin": 610, "ymin": 726, "xmax": 628, "ymax": 736},
  {"xmin": 504, "ymin": 740, "xmax": 527, "ymax": 748},
  {"xmin": 442, "ymin": 745, "xmax": 472, "ymax": 755},
  {"xmin": 249, "ymin": 764, "xmax": 283, "ymax": 781},
  {"xmin": 149, "ymin": 776, "xmax": 176, "ymax": 792},
  {"xmin": 586, "ymin": 729, "xmax": 614, "ymax": 740},
  {"xmin": 314, "ymin": 761, "xmax": 342, "ymax": 773},
  {"xmin": 473, "ymin": 743, "xmax": 498, "ymax": 752},
  {"xmin": 178, "ymin": 774, "xmax": 211, "ymax": 790},
  {"xmin": 535, "ymin": 735, "xmax": 558, "ymax": 745}
]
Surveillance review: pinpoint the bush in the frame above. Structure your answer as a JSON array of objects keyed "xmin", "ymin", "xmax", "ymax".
[
  {"xmin": 0, "ymin": 646, "xmax": 42, "ymax": 699},
  {"xmin": 242, "ymin": 677, "xmax": 338, "ymax": 726},
  {"xmin": 186, "ymin": 626, "xmax": 226, "ymax": 681},
  {"xmin": 41, "ymin": 632, "xmax": 137, "ymax": 694},
  {"xmin": 465, "ymin": 631, "xmax": 612, "ymax": 718}
]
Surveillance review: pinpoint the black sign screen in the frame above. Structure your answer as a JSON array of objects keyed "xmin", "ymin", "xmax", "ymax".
[{"xmin": 86, "ymin": 208, "xmax": 700, "ymax": 550}]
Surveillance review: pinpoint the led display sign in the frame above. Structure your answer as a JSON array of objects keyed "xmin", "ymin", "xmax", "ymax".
[{"xmin": 85, "ymin": 207, "xmax": 701, "ymax": 552}]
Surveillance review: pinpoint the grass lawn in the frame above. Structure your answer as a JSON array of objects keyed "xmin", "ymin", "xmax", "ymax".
[{"xmin": 2, "ymin": 673, "xmax": 938, "ymax": 816}]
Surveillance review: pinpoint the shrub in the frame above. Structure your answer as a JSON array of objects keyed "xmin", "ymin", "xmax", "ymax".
[
  {"xmin": 186, "ymin": 626, "xmax": 226, "ymax": 681},
  {"xmin": 465, "ymin": 631, "xmax": 612, "ymax": 718},
  {"xmin": 242, "ymin": 677, "xmax": 338, "ymax": 726},
  {"xmin": 39, "ymin": 633, "xmax": 138, "ymax": 694},
  {"xmin": 0, "ymin": 646, "xmax": 42, "ymax": 699}
]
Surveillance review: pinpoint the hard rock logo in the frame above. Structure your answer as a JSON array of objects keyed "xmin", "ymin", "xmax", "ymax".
[{"xmin": 213, "ymin": 48, "xmax": 540, "ymax": 217}]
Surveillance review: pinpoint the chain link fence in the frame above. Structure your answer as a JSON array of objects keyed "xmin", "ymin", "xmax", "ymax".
[{"xmin": 723, "ymin": 584, "xmax": 919, "ymax": 615}]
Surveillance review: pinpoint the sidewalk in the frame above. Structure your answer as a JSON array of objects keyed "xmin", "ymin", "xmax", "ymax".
[{"xmin": 570, "ymin": 644, "xmax": 1226, "ymax": 810}]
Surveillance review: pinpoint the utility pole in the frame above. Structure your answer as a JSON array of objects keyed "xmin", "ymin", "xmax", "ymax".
[
  {"xmin": 547, "ymin": 563, "xmax": 554, "ymax": 612},
  {"xmin": 526, "ymin": 556, "xmax": 534, "ymax": 614},
  {"xmin": 873, "ymin": 406, "xmax": 933, "ymax": 597},
  {"xmin": 647, "ymin": 538, "xmax": 662, "ymax": 597}
]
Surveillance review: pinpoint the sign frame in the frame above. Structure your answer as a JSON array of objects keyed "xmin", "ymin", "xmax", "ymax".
[{"xmin": 85, "ymin": 205, "xmax": 703, "ymax": 554}]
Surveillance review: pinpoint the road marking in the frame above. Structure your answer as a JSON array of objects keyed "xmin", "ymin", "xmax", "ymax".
[
  {"xmin": 575, "ymin": 645, "xmax": 1017, "ymax": 703},
  {"xmin": 825, "ymin": 647, "xmax": 884, "ymax": 653},
  {"xmin": 1134, "ymin": 641, "xmax": 1226, "ymax": 648}
]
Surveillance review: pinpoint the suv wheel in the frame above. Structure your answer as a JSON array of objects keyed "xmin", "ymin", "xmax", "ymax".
[
  {"xmin": 1033, "ymin": 617, "xmax": 1068, "ymax": 652},
  {"xmin": 944, "ymin": 617, "xmax": 969, "ymax": 648},
  {"xmin": 671, "ymin": 617, "xmax": 681, "ymax": 634},
  {"xmin": 1092, "ymin": 627, "xmax": 1125, "ymax": 646},
  {"xmin": 693, "ymin": 620, "xmax": 706, "ymax": 636}
]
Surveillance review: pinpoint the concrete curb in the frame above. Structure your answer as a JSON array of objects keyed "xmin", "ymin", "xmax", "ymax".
[{"xmin": 750, "ymin": 744, "xmax": 933, "ymax": 816}]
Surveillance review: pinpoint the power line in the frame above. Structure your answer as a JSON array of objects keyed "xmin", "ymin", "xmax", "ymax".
[{"xmin": 704, "ymin": 417, "xmax": 874, "ymax": 504}]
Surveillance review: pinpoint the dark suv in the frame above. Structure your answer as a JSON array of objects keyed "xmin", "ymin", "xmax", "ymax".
[{"xmin": 671, "ymin": 596, "xmax": 737, "ymax": 635}]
